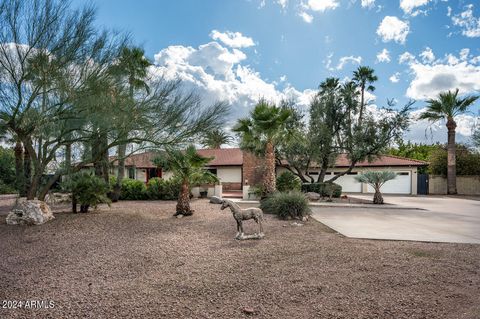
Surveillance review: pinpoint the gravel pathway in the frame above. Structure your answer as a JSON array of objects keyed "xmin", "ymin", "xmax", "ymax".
[{"xmin": 1, "ymin": 199, "xmax": 479, "ymax": 318}]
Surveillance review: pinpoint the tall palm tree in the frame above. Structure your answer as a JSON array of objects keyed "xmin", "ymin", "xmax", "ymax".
[
  {"xmin": 109, "ymin": 47, "xmax": 152, "ymax": 200},
  {"xmin": 352, "ymin": 66, "xmax": 378, "ymax": 124},
  {"xmin": 155, "ymin": 145, "xmax": 218, "ymax": 216},
  {"xmin": 233, "ymin": 100, "xmax": 292, "ymax": 195},
  {"xmin": 201, "ymin": 129, "xmax": 233, "ymax": 149},
  {"xmin": 419, "ymin": 89, "xmax": 479, "ymax": 194}
]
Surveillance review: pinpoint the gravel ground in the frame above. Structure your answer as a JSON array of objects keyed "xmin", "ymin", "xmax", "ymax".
[{"xmin": 0, "ymin": 199, "xmax": 479, "ymax": 319}]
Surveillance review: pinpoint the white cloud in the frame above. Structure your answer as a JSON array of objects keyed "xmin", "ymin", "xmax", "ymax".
[
  {"xmin": 304, "ymin": 0, "xmax": 339, "ymax": 12},
  {"xmin": 151, "ymin": 39, "xmax": 314, "ymax": 121},
  {"xmin": 405, "ymin": 108, "xmax": 479, "ymax": 144},
  {"xmin": 376, "ymin": 16, "xmax": 410, "ymax": 44},
  {"xmin": 419, "ymin": 47, "xmax": 435, "ymax": 64},
  {"xmin": 361, "ymin": 0, "xmax": 375, "ymax": 9},
  {"xmin": 389, "ymin": 72, "xmax": 401, "ymax": 83},
  {"xmin": 276, "ymin": 0, "xmax": 288, "ymax": 10},
  {"xmin": 460, "ymin": 48, "xmax": 470, "ymax": 61},
  {"xmin": 336, "ymin": 55, "xmax": 362, "ymax": 70},
  {"xmin": 209, "ymin": 30, "xmax": 255, "ymax": 48},
  {"xmin": 406, "ymin": 61, "xmax": 480, "ymax": 100},
  {"xmin": 399, "ymin": 51, "xmax": 416, "ymax": 64},
  {"xmin": 376, "ymin": 48, "xmax": 391, "ymax": 63},
  {"xmin": 452, "ymin": 4, "xmax": 480, "ymax": 38},
  {"xmin": 400, "ymin": 0, "xmax": 431, "ymax": 16},
  {"xmin": 299, "ymin": 11, "xmax": 314, "ymax": 23}
]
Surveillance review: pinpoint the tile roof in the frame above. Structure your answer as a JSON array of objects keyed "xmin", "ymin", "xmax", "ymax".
[
  {"xmin": 109, "ymin": 148, "xmax": 244, "ymax": 168},
  {"xmin": 106, "ymin": 149, "xmax": 426, "ymax": 168}
]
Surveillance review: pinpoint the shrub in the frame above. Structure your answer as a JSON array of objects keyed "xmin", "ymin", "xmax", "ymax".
[
  {"xmin": 120, "ymin": 178, "xmax": 147, "ymax": 200},
  {"xmin": 62, "ymin": 172, "xmax": 111, "ymax": 213},
  {"xmin": 260, "ymin": 191, "xmax": 311, "ymax": 219},
  {"xmin": 0, "ymin": 180, "xmax": 16, "ymax": 194},
  {"xmin": 276, "ymin": 171, "xmax": 302, "ymax": 192},
  {"xmin": 301, "ymin": 182, "xmax": 342, "ymax": 198},
  {"xmin": 146, "ymin": 177, "xmax": 181, "ymax": 200}
]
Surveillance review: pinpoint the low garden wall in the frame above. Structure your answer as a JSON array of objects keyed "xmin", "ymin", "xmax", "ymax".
[{"xmin": 429, "ymin": 175, "xmax": 480, "ymax": 195}]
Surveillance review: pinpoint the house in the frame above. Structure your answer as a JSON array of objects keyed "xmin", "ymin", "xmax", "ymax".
[{"xmin": 108, "ymin": 148, "xmax": 428, "ymax": 197}]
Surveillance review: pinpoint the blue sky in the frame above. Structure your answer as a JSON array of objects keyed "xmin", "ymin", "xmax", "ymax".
[{"xmin": 75, "ymin": 0, "xmax": 480, "ymax": 144}]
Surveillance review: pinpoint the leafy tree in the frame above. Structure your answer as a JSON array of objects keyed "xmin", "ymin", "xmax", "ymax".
[
  {"xmin": 428, "ymin": 145, "xmax": 480, "ymax": 176},
  {"xmin": 355, "ymin": 171, "xmax": 397, "ymax": 204},
  {"xmin": 201, "ymin": 129, "xmax": 233, "ymax": 149},
  {"xmin": 419, "ymin": 89, "xmax": 479, "ymax": 194},
  {"xmin": 0, "ymin": 146, "xmax": 16, "ymax": 193},
  {"xmin": 154, "ymin": 146, "xmax": 218, "ymax": 216},
  {"xmin": 108, "ymin": 46, "xmax": 152, "ymax": 201},
  {"xmin": 387, "ymin": 141, "xmax": 440, "ymax": 173},
  {"xmin": 234, "ymin": 100, "xmax": 293, "ymax": 194}
]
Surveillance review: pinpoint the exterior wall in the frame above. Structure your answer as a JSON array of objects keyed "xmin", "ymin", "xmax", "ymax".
[
  {"xmin": 429, "ymin": 175, "xmax": 480, "ymax": 195},
  {"xmin": 276, "ymin": 166, "xmax": 419, "ymax": 195},
  {"xmin": 242, "ymin": 151, "xmax": 265, "ymax": 187}
]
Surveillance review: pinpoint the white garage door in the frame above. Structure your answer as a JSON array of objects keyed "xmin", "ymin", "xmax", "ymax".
[
  {"xmin": 367, "ymin": 172, "xmax": 411, "ymax": 194},
  {"xmin": 331, "ymin": 172, "xmax": 362, "ymax": 193}
]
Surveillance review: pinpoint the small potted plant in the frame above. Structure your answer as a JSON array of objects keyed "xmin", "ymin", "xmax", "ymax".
[{"xmin": 199, "ymin": 187, "xmax": 208, "ymax": 198}]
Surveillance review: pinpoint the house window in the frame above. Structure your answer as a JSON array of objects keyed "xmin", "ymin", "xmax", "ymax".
[
  {"xmin": 308, "ymin": 172, "xmax": 319, "ymax": 175},
  {"xmin": 207, "ymin": 168, "xmax": 217, "ymax": 175},
  {"xmin": 397, "ymin": 172, "xmax": 409, "ymax": 176},
  {"xmin": 128, "ymin": 167, "xmax": 136, "ymax": 179}
]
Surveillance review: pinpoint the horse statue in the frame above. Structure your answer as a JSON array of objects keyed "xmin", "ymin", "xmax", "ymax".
[{"xmin": 220, "ymin": 200, "xmax": 264, "ymax": 240}]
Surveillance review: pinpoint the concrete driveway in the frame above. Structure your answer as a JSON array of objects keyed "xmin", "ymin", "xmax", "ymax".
[{"xmin": 310, "ymin": 195, "xmax": 480, "ymax": 244}]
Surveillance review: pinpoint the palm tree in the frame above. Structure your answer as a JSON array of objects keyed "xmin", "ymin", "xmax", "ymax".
[
  {"xmin": 109, "ymin": 47, "xmax": 152, "ymax": 201},
  {"xmin": 419, "ymin": 89, "xmax": 479, "ymax": 194},
  {"xmin": 233, "ymin": 100, "xmax": 292, "ymax": 195},
  {"xmin": 155, "ymin": 145, "xmax": 218, "ymax": 216},
  {"xmin": 201, "ymin": 129, "xmax": 233, "ymax": 149},
  {"xmin": 352, "ymin": 66, "xmax": 378, "ymax": 123},
  {"xmin": 355, "ymin": 171, "xmax": 397, "ymax": 204}
]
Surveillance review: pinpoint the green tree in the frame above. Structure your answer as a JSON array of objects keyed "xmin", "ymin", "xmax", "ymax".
[
  {"xmin": 352, "ymin": 66, "xmax": 378, "ymax": 124},
  {"xmin": 428, "ymin": 145, "xmax": 480, "ymax": 176},
  {"xmin": 234, "ymin": 100, "xmax": 293, "ymax": 194},
  {"xmin": 154, "ymin": 145, "xmax": 218, "ymax": 216},
  {"xmin": 201, "ymin": 129, "xmax": 233, "ymax": 149},
  {"xmin": 0, "ymin": 146, "xmax": 16, "ymax": 193},
  {"xmin": 108, "ymin": 46, "xmax": 152, "ymax": 201},
  {"xmin": 355, "ymin": 171, "xmax": 397, "ymax": 204},
  {"xmin": 419, "ymin": 89, "xmax": 479, "ymax": 194}
]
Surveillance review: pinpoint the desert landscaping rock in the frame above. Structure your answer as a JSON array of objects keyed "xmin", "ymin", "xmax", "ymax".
[
  {"xmin": 306, "ymin": 192, "xmax": 321, "ymax": 201},
  {"xmin": 1, "ymin": 199, "xmax": 479, "ymax": 318},
  {"xmin": 5, "ymin": 199, "xmax": 54, "ymax": 225},
  {"xmin": 209, "ymin": 195, "xmax": 223, "ymax": 204}
]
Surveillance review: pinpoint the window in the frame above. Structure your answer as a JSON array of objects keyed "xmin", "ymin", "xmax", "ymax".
[
  {"xmin": 207, "ymin": 168, "xmax": 217, "ymax": 175},
  {"xmin": 397, "ymin": 172, "xmax": 409, "ymax": 176},
  {"xmin": 128, "ymin": 167, "xmax": 136, "ymax": 179},
  {"xmin": 308, "ymin": 171, "xmax": 319, "ymax": 175}
]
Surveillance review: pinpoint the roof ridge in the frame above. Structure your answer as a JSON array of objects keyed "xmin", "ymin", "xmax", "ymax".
[{"xmin": 380, "ymin": 154, "xmax": 429, "ymax": 164}]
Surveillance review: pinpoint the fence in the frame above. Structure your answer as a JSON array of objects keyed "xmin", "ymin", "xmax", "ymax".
[{"xmin": 429, "ymin": 175, "xmax": 480, "ymax": 195}]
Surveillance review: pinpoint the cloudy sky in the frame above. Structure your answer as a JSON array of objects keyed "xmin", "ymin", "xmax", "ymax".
[{"xmin": 76, "ymin": 0, "xmax": 480, "ymax": 144}]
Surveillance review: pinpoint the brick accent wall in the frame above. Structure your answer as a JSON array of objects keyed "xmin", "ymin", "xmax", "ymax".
[{"xmin": 242, "ymin": 151, "xmax": 265, "ymax": 186}]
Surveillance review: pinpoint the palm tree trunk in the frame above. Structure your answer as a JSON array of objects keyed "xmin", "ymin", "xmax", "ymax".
[
  {"xmin": 373, "ymin": 188, "xmax": 383, "ymax": 204},
  {"xmin": 358, "ymin": 84, "xmax": 365, "ymax": 124},
  {"xmin": 264, "ymin": 140, "xmax": 276, "ymax": 194},
  {"xmin": 446, "ymin": 118, "xmax": 457, "ymax": 195},
  {"xmin": 14, "ymin": 139, "xmax": 25, "ymax": 196},
  {"xmin": 112, "ymin": 143, "xmax": 127, "ymax": 202},
  {"xmin": 23, "ymin": 145, "xmax": 32, "ymax": 198},
  {"xmin": 176, "ymin": 179, "xmax": 192, "ymax": 216}
]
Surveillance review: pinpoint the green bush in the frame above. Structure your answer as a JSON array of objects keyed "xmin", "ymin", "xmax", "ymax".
[
  {"xmin": 0, "ymin": 180, "xmax": 16, "ymax": 194},
  {"xmin": 62, "ymin": 172, "xmax": 111, "ymax": 212},
  {"xmin": 276, "ymin": 171, "xmax": 302, "ymax": 192},
  {"xmin": 146, "ymin": 177, "xmax": 181, "ymax": 200},
  {"xmin": 301, "ymin": 182, "xmax": 342, "ymax": 198},
  {"xmin": 260, "ymin": 191, "xmax": 311, "ymax": 219},
  {"xmin": 120, "ymin": 178, "xmax": 147, "ymax": 200}
]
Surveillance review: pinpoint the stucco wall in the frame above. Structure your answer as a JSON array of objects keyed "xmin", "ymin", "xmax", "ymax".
[
  {"xmin": 277, "ymin": 166, "xmax": 418, "ymax": 195},
  {"xmin": 429, "ymin": 175, "xmax": 480, "ymax": 195}
]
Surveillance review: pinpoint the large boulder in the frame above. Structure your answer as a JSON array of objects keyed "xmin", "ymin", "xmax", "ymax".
[
  {"xmin": 6, "ymin": 200, "xmax": 54, "ymax": 225},
  {"xmin": 305, "ymin": 192, "xmax": 321, "ymax": 201},
  {"xmin": 209, "ymin": 196, "xmax": 223, "ymax": 204}
]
